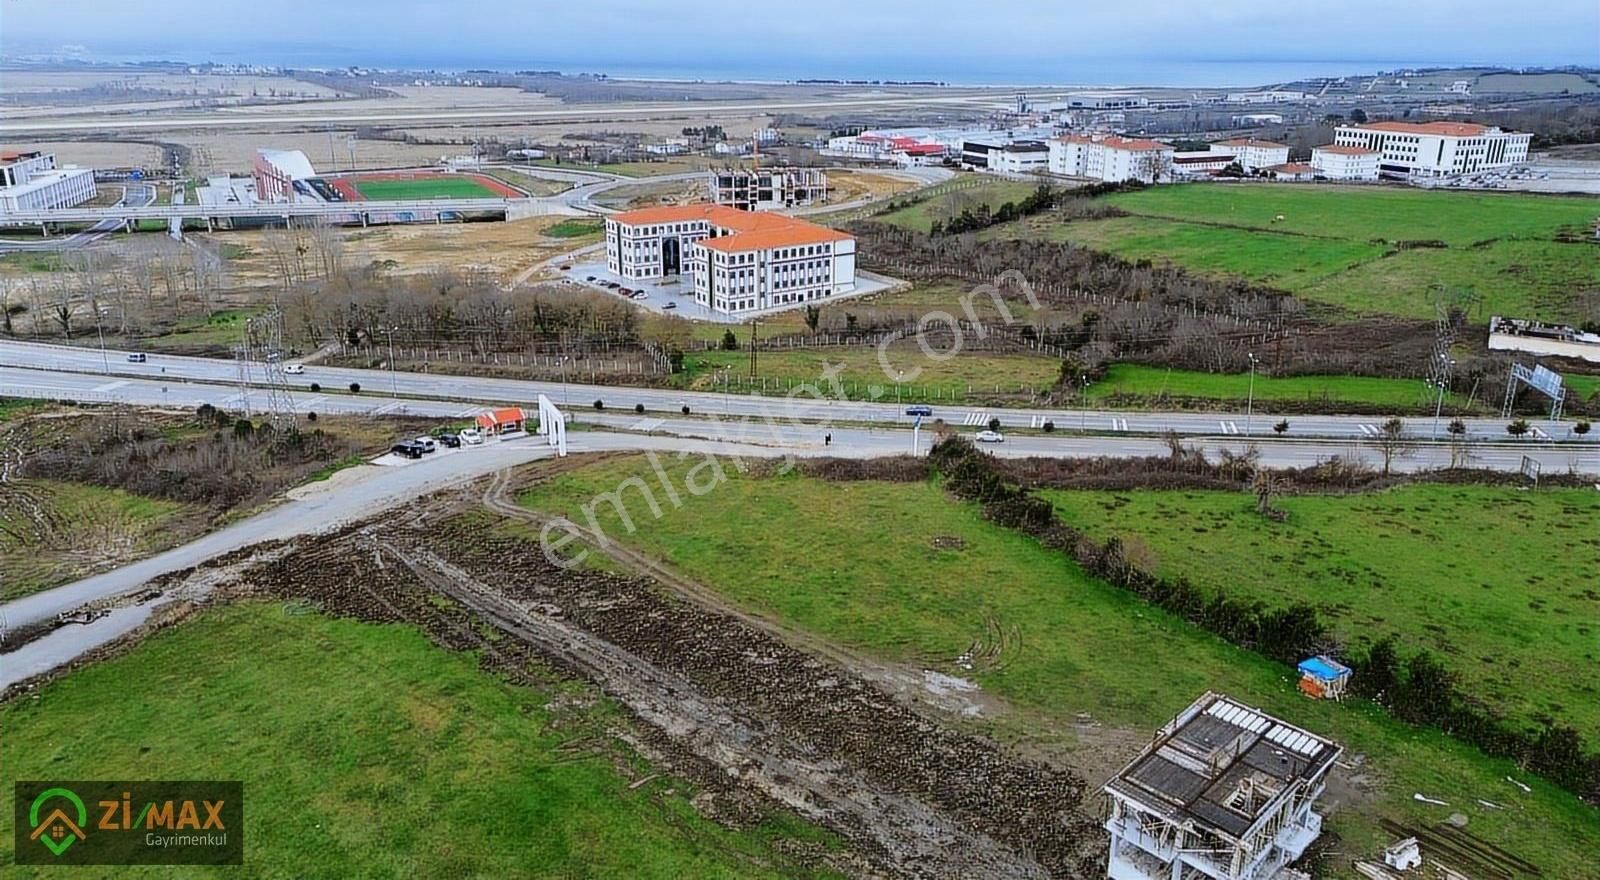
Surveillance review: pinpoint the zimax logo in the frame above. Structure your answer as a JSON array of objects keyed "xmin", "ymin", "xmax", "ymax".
[
  {"xmin": 27, "ymin": 788, "xmax": 87, "ymax": 857},
  {"xmin": 28, "ymin": 787, "xmax": 228, "ymax": 856},
  {"xmin": 15, "ymin": 781, "xmax": 243, "ymax": 865}
]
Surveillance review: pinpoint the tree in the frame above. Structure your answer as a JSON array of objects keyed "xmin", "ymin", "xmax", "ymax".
[
  {"xmin": 635, "ymin": 403, "xmax": 645, "ymax": 414},
  {"xmin": 1273, "ymin": 419, "xmax": 1289, "ymax": 435},
  {"xmin": 987, "ymin": 416, "xmax": 1001, "ymax": 432},
  {"xmin": 593, "ymin": 399, "xmax": 605, "ymax": 410},
  {"xmin": 720, "ymin": 329, "xmax": 739, "ymax": 351},
  {"xmin": 1041, "ymin": 420, "xmax": 1055, "ymax": 433},
  {"xmin": 1350, "ymin": 108, "xmax": 1369, "ymax": 124},
  {"xmin": 1446, "ymin": 418, "xmax": 1467, "ymax": 436},
  {"xmin": 803, "ymin": 304, "xmax": 821, "ymax": 334},
  {"xmin": 1507, "ymin": 418, "xmax": 1531, "ymax": 437},
  {"xmin": 349, "ymin": 382, "xmax": 361, "ymax": 393},
  {"xmin": 1372, "ymin": 417, "xmax": 1415, "ymax": 475},
  {"xmin": 1446, "ymin": 418, "xmax": 1471, "ymax": 468},
  {"xmin": 1573, "ymin": 420, "xmax": 1590, "ymax": 436}
]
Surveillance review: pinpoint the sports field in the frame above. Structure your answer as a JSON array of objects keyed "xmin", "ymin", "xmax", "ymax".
[
  {"xmin": 993, "ymin": 184, "xmax": 1600, "ymax": 322},
  {"xmin": 329, "ymin": 172, "xmax": 521, "ymax": 201}
]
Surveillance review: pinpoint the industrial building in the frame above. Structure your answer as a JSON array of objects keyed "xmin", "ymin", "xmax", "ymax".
[
  {"xmin": 1049, "ymin": 134, "xmax": 1174, "ymax": 183},
  {"xmin": 707, "ymin": 167, "xmax": 827, "ymax": 212},
  {"xmin": 252, "ymin": 148, "xmax": 317, "ymax": 203},
  {"xmin": 1310, "ymin": 145, "xmax": 1381, "ymax": 181},
  {"xmin": 1331, "ymin": 121, "xmax": 1531, "ymax": 180},
  {"xmin": 0, "ymin": 151, "xmax": 97, "ymax": 212},
  {"xmin": 604, "ymin": 204, "xmax": 856, "ymax": 316},
  {"xmin": 1104, "ymin": 692, "xmax": 1341, "ymax": 880},
  {"xmin": 1065, "ymin": 91, "xmax": 1150, "ymax": 110}
]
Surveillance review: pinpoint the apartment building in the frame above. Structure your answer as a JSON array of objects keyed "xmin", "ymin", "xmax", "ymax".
[
  {"xmin": 0, "ymin": 151, "xmax": 97, "ymax": 212},
  {"xmin": 1311, "ymin": 144, "xmax": 1381, "ymax": 181},
  {"xmin": 1332, "ymin": 121, "xmax": 1530, "ymax": 179},
  {"xmin": 604, "ymin": 204, "xmax": 856, "ymax": 316},
  {"xmin": 1215, "ymin": 138, "xmax": 1291, "ymax": 172},
  {"xmin": 987, "ymin": 141, "xmax": 1050, "ymax": 175},
  {"xmin": 1049, "ymin": 134, "xmax": 1174, "ymax": 183},
  {"xmin": 708, "ymin": 167, "xmax": 828, "ymax": 212}
]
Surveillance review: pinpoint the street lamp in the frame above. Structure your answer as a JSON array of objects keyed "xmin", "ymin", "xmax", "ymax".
[
  {"xmin": 385, "ymin": 326, "xmax": 399, "ymax": 398},
  {"xmin": 1245, "ymin": 353, "xmax": 1258, "ymax": 436},
  {"xmin": 93, "ymin": 303, "xmax": 110, "ymax": 375},
  {"xmin": 1079, "ymin": 374, "xmax": 1090, "ymax": 434}
]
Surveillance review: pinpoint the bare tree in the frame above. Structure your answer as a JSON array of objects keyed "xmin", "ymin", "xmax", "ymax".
[{"xmin": 1372, "ymin": 416, "xmax": 1416, "ymax": 475}]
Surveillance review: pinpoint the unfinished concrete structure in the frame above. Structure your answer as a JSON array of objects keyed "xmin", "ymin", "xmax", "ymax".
[
  {"xmin": 1103, "ymin": 692, "xmax": 1341, "ymax": 880},
  {"xmin": 707, "ymin": 166, "xmax": 827, "ymax": 212}
]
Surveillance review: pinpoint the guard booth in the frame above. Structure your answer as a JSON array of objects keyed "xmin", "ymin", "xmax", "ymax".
[{"xmin": 1297, "ymin": 656, "xmax": 1352, "ymax": 700}]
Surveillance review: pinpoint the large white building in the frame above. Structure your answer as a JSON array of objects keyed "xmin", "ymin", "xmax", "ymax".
[
  {"xmin": 1311, "ymin": 145, "xmax": 1381, "ymax": 181},
  {"xmin": 1049, "ymin": 135, "xmax": 1174, "ymax": 183},
  {"xmin": 0, "ymin": 151, "xmax": 97, "ymax": 212},
  {"xmin": 708, "ymin": 167, "xmax": 828, "ymax": 212},
  {"xmin": 1331, "ymin": 121, "xmax": 1531, "ymax": 180},
  {"xmin": 986, "ymin": 141, "xmax": 1050, "ymax": 175},
  {"xmin": 252, "ymin": 148, "xmax": 317, "ymax": 203},
  {"xmin": 604, "ymin": 204, "xmax": 856, "ymax": 316},
  {"xmin": 1214, "ymin": 139, "xmax": 1292, "ymax": 172},
  {"xmin": 1104, "ymin": 692, "xmax": 1341, "ymax": 880}
]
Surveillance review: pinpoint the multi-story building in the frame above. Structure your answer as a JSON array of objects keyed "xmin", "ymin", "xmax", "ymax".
[
  {"xmin": 0, "ymin": 151, "xmax": 97, "ymax": 212},
  {"xmin": 1311, "ymin": 145, "xmax": 1381, "ymax": 181},
  {"xmin": 604, "ymin": 204, "xmax": 856, "ymax": 316},
  {"xmin": 987, "ymin": 141, "xmax": 1050, "ymax": 175},
  {"xmin": 252, "ymin": 148, "xmax": 317, "ymax": 203},
  {"xmin": 1104, "ymin": 692, "xmax": 1342, "ymax": 880},
  {"xmin": 1215, "ymin": 138, "xmax": 1292, "ymax": 172},
  {"xmin": 1049, "ymin": 134, "xmax": 1174, "ymax": 183},
  {"xmin": 1169, "ymin": 151, "xmax": 1235, "ymax": 178},
  {"xmin": 1331, "ymin": 121, "xmax": 1531, "ymax": 180},
  {"xmin": 707, "ymin": 167, "xmax": 828, "ymax": 212}
]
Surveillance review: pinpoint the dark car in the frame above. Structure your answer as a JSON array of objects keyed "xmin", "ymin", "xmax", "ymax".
[
  {"xmin": 434, "ymin": 432, "xmax": 462, "ymax": 449},
  {"xmin": 905, "ymin": 405, "xmax": 933, "ymax": 417},
  {"xmin": 126, "ymin": 352, "xmax": 147, "ymax": 363},
  {"xmin": 390, "ymin": 442, "xmax": 424, "ymax": 460}
]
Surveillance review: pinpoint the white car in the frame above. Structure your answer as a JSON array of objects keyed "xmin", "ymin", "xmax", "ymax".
[
  {"xmin": 284, "ymin": 363, "xmax": 305, "ymax": 375},
  {"xmin": 412, "ymin": 436, "xmax": 437, "ymax": 453},
  {"xmin": 458, "ymin": 428, "xmax": 484, "ymax": 446},
  {"xmin": 975, "ymin": 430, "xmax": 1004, "ymax": 443}
]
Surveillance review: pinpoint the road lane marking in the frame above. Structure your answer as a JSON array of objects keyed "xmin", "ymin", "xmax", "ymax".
[
  {"xmin": 631, "ymin": 418, "xmax": 665, "ymax": 432},
  {"xmin": 91, "ymin": 380, "xmax": 129, "ymax": 393},
  {"xmin": 1220, "ymin": 420, "xmax": 1238, "ymax": 435}
]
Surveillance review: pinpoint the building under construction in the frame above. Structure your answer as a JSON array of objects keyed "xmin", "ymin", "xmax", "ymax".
[
  {"xmin": 706, "ymin": 166, "xmax": 827, "ymax": 212},
  {"xmin": 1103, "ymin": 692, "xmax": 1341, "ymax": 880}
]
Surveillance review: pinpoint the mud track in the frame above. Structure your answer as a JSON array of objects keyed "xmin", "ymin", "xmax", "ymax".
[{"xmin": 238, "ymin": 464, "xmax": 1105, "ymax": 879}]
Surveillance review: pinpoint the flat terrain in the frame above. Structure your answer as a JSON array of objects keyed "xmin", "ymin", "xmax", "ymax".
[
  {"xmin": 994, "ymin": 184, "xmax": 1600, "ymax": 322},
  {"xmin": 877, "ymin": 179, "xmax": 1043, "ymax": 233},
  {"xmin": 0, "ymin": 603, "xmax": 842, "ymax": 878},
  {"xmin": 1042, "ymin": 485, "xmax": 1600, "ymax": 745},
  {"xmin": 0, "ymin": 480, "xmax": 191, "ymax": 601},
  {"xmin": 350, "ymin": 175, "xmax": 503, "ymax": 201},
  {"xmin": 1087, "ymin": 364, "xmax": 1476, "ymax": 411},
  {"xmin": 518, "ymin": 455, "xmax": 1600, "ymax": 877},
  {"xmin": 679, "ymin": 344, "xmax": 1061, "ymax": 400}
]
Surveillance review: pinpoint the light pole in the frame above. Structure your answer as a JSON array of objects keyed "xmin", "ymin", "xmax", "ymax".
[
  {"xmin": 1431, "ymin": 356, "xmax": 1456, "ymax": 438},
  {"xmin": 385, "ymin": 326, "xmax": 399, "ymax": 398},
  {"xmin": 93, "ymin": 303, "xmax": 110, "ymax": 375},
  {"xmin": 1079, "ymin": 374, "xmax": 1090, "ymax": 434},
  {"xmin": 1245, "ymin": 353, "xmax": 1258, "ymax": 436}
]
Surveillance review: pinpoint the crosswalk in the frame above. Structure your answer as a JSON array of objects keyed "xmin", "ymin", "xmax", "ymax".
[
  {"xmin": 1109, "ymin": 417, "xmax": 1129, "ymax": 432},
  {"xmin": 1531, "ymin": 425, "xmax": 1549, "ymax": 440},
  {"xmin": 1029, "ymin": 414, "xmax": 1050, "ymax": 428},
  {"xmin": 1219, "ymin": 420, "xmax": 1239, "ymax": 435},
  {"xmin": 1357, "ymin": 423, "xmax": 1382, "ymax": 437},
  {"xmin": 631, "ymin": 418, "xmax": 665, "ymax": 432},
  {"xmin": 962, "ymin": 412, "xmax": 989, "ymax": 426}
]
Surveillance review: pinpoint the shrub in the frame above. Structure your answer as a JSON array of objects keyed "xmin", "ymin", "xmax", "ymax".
[
  {"xmin": 306, "ymin": 411, "xmax": 318, "ymax": 422},
  {"xmin": 1575, "ymin": 420, "xmax": 1591, "ymax": 436},
  {"xmin": 1273, "ymin": 419, "xmax": 1289, "ymax": 435},
  {"xmin": 593, "ymin": 399, "xmax": 604, "ymax": 410},
  {"xmin": 1507, "ymin": 418, "xmax": 1530, "ymax": 437},
  {"xmin": 988, "ymin": 416, "xmax": 1001, "ymax": 432},
  {"xmin": 233, "ymin": 418, "xmax": 255, "ymax": 438},
  {"xmin": 310, "ymin": 382, "xmax": 321, "ymax": 393},
  {"xmin": 681, "ymin": 405, "xmax": 691, "ymax": 415},
  {"xmin": 635, "ymin": 403, "xmax": 645, "ymax": 414},
  {"xmin": 1447, "ymin": 418, "xmax": 1467, "ymax": 436},
  {"xmin": 721, "ymin": 329, "xmax": 739, "ymax": 351},
  {"xmin": 349, "ymin": 382, "xmax": 361, "ymax": 394},
  {"xmin": 1042, "ymin": 420, "xmax": 1055, "ymax": 433}
]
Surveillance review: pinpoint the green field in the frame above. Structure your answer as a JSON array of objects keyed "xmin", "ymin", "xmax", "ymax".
[
  {"xmin": 0, "ymin": 480, "xmax": 191, "ymax": 601},
  {"xmin": 994, "ymin": 184, "xmax": 1600, "ymax": 322},
  {"xmin": 518, "ymin": 457, "xmax": 1600, "ymax": 876},
  {"xmin": 0, "ymin": 603, "xmax": 841, "ymax": 878},
  {"xmin": 1042, "ymin": 485, "xmax": 1600, "ymax": 744},
  {"xmin": 1087, "ymin": 363, "xmax": 1477, "ymax": 411},
  {"xmin": 546, "ymin": 218, "xmax": 604, "ymax": 238},
  {"xmin": 353, "ymin": 176, "xmax": 500, "ymax": 201},
  {"xmin": 877, "ymin": 180, "xmax": 1041, "ymax": 233},
  {"xmin": 678, "ymin": 344, "xmax": 1061, "ymax": 400}
]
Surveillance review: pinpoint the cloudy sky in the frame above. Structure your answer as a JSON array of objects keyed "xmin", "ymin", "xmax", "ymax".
[{"xmin": 3, "ymin": 0, "xmax": 1596, "ymax": 84}]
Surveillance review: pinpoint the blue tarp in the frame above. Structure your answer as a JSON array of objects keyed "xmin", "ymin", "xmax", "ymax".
[{"xmin": 1298, "ymin": 656, "xmax": 1350, "ymax": 681}]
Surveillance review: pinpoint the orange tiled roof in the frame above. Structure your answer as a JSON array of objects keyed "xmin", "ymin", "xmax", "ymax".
[
  {"xmin": 476, "ymin": 407, "xmax": 525, "ymax": 427},
  {"xmin": 1354, "ymin": 121, "xmax": 1488, "ymax": 137},
  {"xmin": 612, "ymin": 203, "xmax": 850, "ymax": 254},
  {"xmin": 1267, "ymin": 163, "xmax": 1316, "ymax": 174}
]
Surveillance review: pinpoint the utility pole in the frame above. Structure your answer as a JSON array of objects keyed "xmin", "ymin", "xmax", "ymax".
[
  {"xmin": 1245, "ymin": 353, "xmax": 1258, "ymax": 436},
  {"xmin": 386, "ymin": 326, "xmax": 399, "ymax": 398},
  {"xmin": 1080, "ymin": 374, "xmax": 1089, "ymax": 434},
  {"xmin": 93, "ymin": 303, "xmax": 110, "ymax": 375}
]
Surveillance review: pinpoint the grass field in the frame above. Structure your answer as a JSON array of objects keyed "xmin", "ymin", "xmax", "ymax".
[
  {"xmin": 0, "ymin": 479, "xmax": 192, "ymax": 601},
  {"xmin": 1042, "ymin": 485, "xmax": 1600, "ymax": 744},
  {"xmin": 0, "ymin": 603, "xmax": 842, "ymax": 878},
  {"xmin": 1087, "ymin": 364, "xmax": 1477, "ymax": 411},
  {"xmin": 518, "ymin": 456, "xmax": 1600, "ymax": 877},
  {"xmin": 546, "ymin": 218, "xmax": 605, "ymax": 238},
  {"xmin": 352, "ymin": 176, "xmax": 501, "ymax": 201},
  {"xmin": 877, "ymin": 180, "xmax": 1042, "ymax": 233},
  {"xmin": 677, "ymin": 344, "xmax": 1061, "ymax": 400},
  {"xmin": 994, "ymin": 184, "xmax": 1600, "ymax": 322}
]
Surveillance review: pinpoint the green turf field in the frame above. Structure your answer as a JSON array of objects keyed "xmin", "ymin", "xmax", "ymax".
[
  {"xmin": 518, "ymin": 457, "xmax": 1600, "ymax": 876},
  {"xmin": 1086, "ymin": 363, "xmax": 1478, "ymax": 411},
  {"xmin": 990, "ymin": 184, "xmax": 1600, "ymax": 322},
  {"xmin": 0, "ymin": 603, "xmax": 842, "ymax": 878},
  {"xmin": 352, "ymin": 176, "xmax": 501, "ymax": 201}
]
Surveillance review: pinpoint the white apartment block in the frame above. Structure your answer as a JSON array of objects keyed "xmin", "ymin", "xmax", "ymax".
[
  {"xmin": 1311, "ymin": 145, "xmax": 1380, "ymax": 181},
  {"xmin": 707, "ymin": 167, "xmax": 828, "ymax": 212},
  {"xmin": 0, "ymin": 150, "xmax": 97, "ymax": 212},
  {"xmin": 1332, "ymin": 121, "xmax": 1531, "ymax": 180},
  {"xmin": 604, "ymin": 204, "xmax": 856, "ymax": 316},
  {"xmin": 1215, "ymin": 139, "xmax": 1291, "ymax": 172},
  {"xmin": 1049, "ymin": 135, "xmax": 1174, "ymax": 183},
  {"xmin": 987, "ymin": 142, "xmax": 1050, "ymax": 175}
]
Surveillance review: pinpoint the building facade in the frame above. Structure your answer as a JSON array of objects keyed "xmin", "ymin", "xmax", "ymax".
[
  {"xmin": 1049, "ymin": 135, "xmax": 1174, "ymax": 183},
  {"xmin": 987, "ymin": 141, "xmax": 1050, "ymax": 175},
  {"xmin": 604, "ymin": 204, "xmax": 856, "ymax": 316},
  {"xmin": 707, "ymin": 167, "xmax": 828, "ymax": 212},
  {"xmin": 1331, "ymin": 121, "xmax": 1531, "ymax": 179},
  {"xmin": 252, "ymin": 148, "xmax": 317, "ymax": 203},
  {"xmin": 0, "ymin": 151, "xmax": 97, "ymax": 212},
  {"xmin": 1311, "ymin": 145, "xmax": 1381, "ymax": 181},
  {"xmin": 1215, "ymin": 139, "xmax": 1291, "ymax": 172}
]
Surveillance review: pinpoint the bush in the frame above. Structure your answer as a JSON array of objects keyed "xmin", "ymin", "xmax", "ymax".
[
  {"xmin": 593, "ymin": 399, "xmax": 604, "ymax": 410},
  {"xmin": 306, "ymin": 411, "xmax": 318, "ymax": 422},
  {"xmin": 721, "ymin": 329, "xmax": 739, "ymax": 351},
  {"xmin": 1576, "ymin": 420, "xmax": 1592, "ymax": 436},
  {"xmin": 1042, "ymin": 420, "xmax": 1055, "ymax": 433},
  {"xmin": 349, "ymin": 382, "xmax": 361, "ymax": 394},
  {"xmin": 988, "ymin": 416, "xmax": 1002, "ymax": 432},
  {"xmin": 1273, "ymin": 419, "xmax": 1290, "ymax": 435},
  {"xmin": 1507, "ymin": 418, "xmax": 1531, "ymax": 437},
  {"xmin": 233, "ymin": 418, "xmax": 255, "ymax": 439},
  {"xmin": 635, "ymin": 403, "xmax": 645, "ymax": 414},
  {"xmin": 1447, "ymin": 418, "xmax": 1467, "ymax": 436},
  {"xmin": 310, "ymin": 382, "xmax": 321, "ymax": 393},
  {"xmin": 681, "ymin": 405, "xmax": 691, "ymax": 415}
]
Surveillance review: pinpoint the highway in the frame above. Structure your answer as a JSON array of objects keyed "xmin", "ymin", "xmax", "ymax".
[
  {"xmin": 0, "ymin": 182, "xmax": 156, "ymax": 251},
  {"xmin": 1, "ymin": 339, "xmax": 1588, "ymax": 445}
]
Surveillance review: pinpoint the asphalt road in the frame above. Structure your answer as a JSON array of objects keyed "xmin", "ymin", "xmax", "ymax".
[
  {"xmin": 2, "ymin": 339, "xmax": 1588, "ymax": 445},
  {"xmin": 0, "ymin": 183, "xmax": 155, "ymax": 252}
]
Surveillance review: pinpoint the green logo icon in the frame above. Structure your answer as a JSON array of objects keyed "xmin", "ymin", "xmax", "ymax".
[{"xmin": 28, "ymin": 787, "xmax": 88, "ymax": 857}]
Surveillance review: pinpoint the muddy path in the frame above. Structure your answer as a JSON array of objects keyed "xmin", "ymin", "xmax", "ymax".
[{"xmin": 222, "ymin": 465, "xmax": 1106, "ymax": 878}]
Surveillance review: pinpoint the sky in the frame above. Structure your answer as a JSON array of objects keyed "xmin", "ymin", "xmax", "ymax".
[{"xmin": 2, "ymin": 0, "xmax": 1597, "ymax": 85}]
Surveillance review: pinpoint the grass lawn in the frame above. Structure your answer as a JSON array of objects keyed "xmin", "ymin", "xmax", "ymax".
[
  {"xmin": 0, "ymin": 480, "xmax": 192, "ymax": 601},
  {"xmin": 1087, "ymin": 364, "xmax": 1475, "ymax": 411},
  {"xmin": 546, "ymin": 218, "xmax": 604, "ymax": 238},
  {"xmin": 518, "ymin": 457, "xmax": 1600, "ymax": 877},
  {"xmin": 677, "ymin": 344, "xmax": 1060, "ymax": 400},
  {"xmin": 353, "ymin": 176, "xmax": 501, "ymax": 201},
  {"xmin": 0, "ymin": 603, "xmax": 842, "ymax": 879},
  {"xmin": 992, "ymin": 184, "xmax": 1600, "ymax": 322},
  {"xmin": 139, "ymin": 308, "xmax": 257, "ymax": 351},
  {"xmin": 1041, "ymin": 485, "xmax": 1600, "ymax": 745},
  {"xmin": 877, "ymin": 180, "xmax": 1042, "ymax": 233},
  {"xmin": 477, "ymin": 167, "xmax": 573, "ymax": 197}
]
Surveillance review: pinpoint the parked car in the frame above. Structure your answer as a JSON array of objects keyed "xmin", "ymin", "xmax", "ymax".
[
  {"xmin": 126, "ymin": 352, "xmax": 147, "ymax": 363},
  {"xmin": 975, "ymin": 430, "xmax": 1004, "ymax": 443},
  {"xmin": 458, "ymin": 428, "xmax": 484, "ymax": 446},
  {"xmin": 559, "ymin": 264, "xmax": 572, "ymax": 270},
  {"xmin": 412, "ymin": 436, "xmax": 438, "ymax": 454},
  {"xmin": 905, "ymin": 405, "xmax": 933, "ymax": 417},
  {"xmin": 585, "ymin": 275, "xmax": 596, "ymax": 281},
  {"xmin": 284, "ymin": 363, "xmax": 305, "ymax": 375},
  {"xmin": 434, "ymin": 432, "xmax": 461, "ymax": 449},
  {"xmin": 631, "ymin": 291, "xmax": 649, "ymax": 300},
  {"xmin": 662, "ymin": 302, "xmax": 677, "ymax": 310},
  {"xmin": 618, "ymin": 287, "xmax": 634, "ymax": 296},
  {"xmin": 390, "ymin": 442, "xmax": 424, "ymax": 460}
]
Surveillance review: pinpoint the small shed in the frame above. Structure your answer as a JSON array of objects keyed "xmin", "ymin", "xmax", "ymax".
[
  {"xmin": 475, "ymin": 407, "xmax": 527, "ymax": 437},
  {"xmin": 1297, "ymin": 656, "xmax": 1352, "ymax": 700}
]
